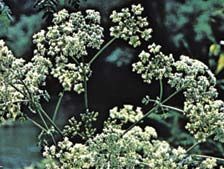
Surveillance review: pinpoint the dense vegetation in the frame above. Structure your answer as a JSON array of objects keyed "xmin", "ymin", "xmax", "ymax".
[{"xmin": 0, "ymin": 0, "xmax": 224, "ymax": 168}]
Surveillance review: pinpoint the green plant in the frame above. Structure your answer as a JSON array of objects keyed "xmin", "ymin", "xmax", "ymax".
[
  {"xmin": 0, "ymin": 0, "xmax": 13, "ymax": 33},
  {"xmin": 165, "ymin": 0, "xmax": 224, "ymax": 52},
  {"xmin": 34, "ymin": 0, "xmax": 86, "ymax": 18},
  {"xmin": 1, "ymin": 13, "xmax": 44, "ymax": 57},
  {"xmin": 0, "ymin": 3, "xmax": 224, "ymax": 169}
]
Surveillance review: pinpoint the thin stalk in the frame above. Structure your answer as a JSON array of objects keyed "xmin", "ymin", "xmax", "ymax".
[
  {"xmin": 163, "ymin": 89, "xmax": 182, "ymax": 103},
  {"xmin": 40, "ymin": 107, "xmax": 63, "ymax": 136},
  {"xmin": 147, "ymin": 98, "xmax": 184, "ymax": 113},
  {"xmin": 26, "ymin": 115, "xmax": 48, "ymax": 133},
  {"xmin": 160, "ymin": 104, "xmax": 184, "ymax": 113},
  {"xmin": 34, "ymin": 108, "xmax": 57, "ymax": 145},
  {"xmin": 186, "ymin": 142, "xmax": 201, "ymax": 153},
  {"xmin": 159, "ymin": 79, "xmax": 163, "ymax": 101},
  {"xmin": 82, "ymin": 57, "xmax": 88, "ymax": 111},
  {"xmin": 19, "ymin": 80, "xmax": 35, "ymax": 103},
  {"xmin": 70, "ymin": 55, "xmax": 79, "ymax": 65},
  {"xmin": 191, "ymin": 154, "xmax": 224, "ymax": 162},
  {"xmin": 7, "ymin": 72, "xmax": 57, "ymax": 143},
  {"xmin": 186, "ymin": 134, "xmax": 214, "ymax": 153},
  {"xmin": 52, "ymin": 91, "xmax": 64, "ymax": 121},
  {"xmin": 0, "ymin": 99, "xmax": 29, "ymax": 106},
  {"xmin": 18, "ymin": 79, "xmax": 62, "ymax": 135},
  {"xmin": 8, "ymin": 83, "xmax": 25, "ymax": 96},
  {"xmin": 122, "ymin": 89, "xmax": 182, "ymax": 136},
  {"xmin": 89, "ymin": 37, "xmax": 116, "ymax": 65},
  {"xmin": 37, "ymin": 109, "xmax": 49, "ymax": 131},
  {"xmin": 122, "ymin": 106, "xmax": 158, "ymax": 136}
]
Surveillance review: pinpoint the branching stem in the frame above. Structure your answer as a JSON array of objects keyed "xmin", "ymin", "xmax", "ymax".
[
  {"xmin": 191, "ymin": 154, "xmax": 224, "ymax": 162},
  {"xmin": 53, "ymin": 91, "xmax": 64, "ymax": 122},
  {"xmin": 123, "ymin": 89, "xmax": 182, "ymax": 136},
  {"xmin": 89, "ymin": 37, "xmax": 116, "ymax": 65}
]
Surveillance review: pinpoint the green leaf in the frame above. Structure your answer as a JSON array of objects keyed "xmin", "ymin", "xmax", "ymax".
[
  {"xmin": 216, "ymin": 53, "xmax": 224, "ymax": 74},
  {"xmin": 209, "ymin": 44, "xmax": 221, "ymax": 56}
]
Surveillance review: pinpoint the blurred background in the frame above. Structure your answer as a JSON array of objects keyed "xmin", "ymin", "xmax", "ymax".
[{"xmin": 1, "ymin": 0, "xmax": 224, "ymax": 168}]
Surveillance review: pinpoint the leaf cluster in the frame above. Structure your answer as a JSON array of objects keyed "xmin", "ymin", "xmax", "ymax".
[{"xmin": 34, "ymin": 0, "xmax": 85, "ymax": 18}]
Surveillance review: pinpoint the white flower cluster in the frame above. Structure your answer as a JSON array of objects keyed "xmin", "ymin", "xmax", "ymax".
[
  {"xmin": 196, "ymin": 158, "xmax": 217, "ymax": 169},
  {"xmin": 109, "ymin": 105, "xmax": 143, "ymax": 124},
  {"xmin": 44, "ymin": 125, "xmax": 191, "ymax": 168},
  {"xmin": 184, "ymin": 99, "xmax": 224, "ymax": 142},
  {"xmin": 63, "ymin": 111, "xmax": 98, "ymax": 140},
  {"xmin": 132, "ymin": 44, "xmax": 174, "ymax": 83},
  {"xmin": 167, "ymin": 56, "xmax": 224, "ymax": 143},
  {"xmin": 43, "ymin": 104, "xmax": 224, "ymax": 169},
  {"xmin": 168, "ymin": 55, "xmax": 217, "ymax": 102},
  {"xmin": 133, "ymin": 46, "xmax": 224, "ymax": 143},
  {"xmin": 33, "ymin": 9, "xmax": 104, "ymax": 93},
  {"xmin": 24, "ymin": 55, "xmax": 52, "ymax": 93},
  {"xmin": 110, "ymin": 4, "xmax": 152, "ymax": 47},
  {"xmin": 43, "ymin": 137, "xmax": 92, "ymax": 169},
  {"xmin": 88, "ymin": 126, "xmax": 188, "ymax": 169},
  {"xmin": 0, "ymin": 40, "xmax": 51, "ymax": 124},
  {"xmin": 51, "ymin": 62, "xmax": 91, "ymax": 93}
]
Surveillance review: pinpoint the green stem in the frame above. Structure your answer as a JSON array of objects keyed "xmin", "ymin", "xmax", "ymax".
[
  {"xmin": 163, "ymin": 89, "xmax": 182, "ymax": 103},
  {"xmin": 40, "ymin": 107, "xmax": 63, "ymax": 136},
  {"xmin": 160, "ymin": 104, "xmax": 184, "ymax": 113},
  {"xmin": 70, "ymin": 55, "xmax": 79, "ymax": 65},
  {"xmin": 52, "ymin": 91, "xmax": 64, "ymax": 121},
  {"xmin": 191, "ymin": 154, "xmax": 224, "ymax": 162},
  {"xmin": 18, "ymin": 79, "xmax": 57, "ymax": 143},
  {"xmin": 159, "ymin": 79, "xmax": 163, "ymax": 101},
  {"xmin": 26, "ymin": 115, "xmax": 48, "ymax": 133},
  {"xmin": 37, "ymin": 109, "xmax": 49, "ymax": 131},
  {"xmin": 20, "ymin": 79, "xmax": 62, "ymax": 135},
  {"xmin": 147, "ymin": 98, "xmax": 184, "ymax": 113},
  {"xmin": 34, "ymin": 108, "xmax": 57, "ymax": 145},
  {"xmin": 122, "ymin": 106, "xmax": 158, "ymax": 136},
  {"xmin": 82, "ymin": 57, "xmax": 88, "ymax": 112},
  {"xmin": 19, "ymin": 80, "xmax": 32, "ymax": 98},
  {"xmin": 89, "ymin": 37, "xmax": 116, "ymax": 65},
  {"xmin": 122, "ymin": 89, "xmax": 182, "ymax": 136},
  {"xmin": 186, "ymin": 134, "xmax": 214, "ymax": 153},
  {"xmin": 186, "ymin": 142, "xmax": 201, "ymax": 153},
  {"xmin": 8, "ymin": 83, "xmax": 25, "ymax": 96}
]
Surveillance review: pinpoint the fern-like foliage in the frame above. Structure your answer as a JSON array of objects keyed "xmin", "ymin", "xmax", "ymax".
[
  {"xmin": 34, "ymin": 0, "xmax": 58, "ymax": 17},
  {"xmin": 165, "ymin": 0, "xmax": 224, "ymax": 52},
  {"xmin": 34, "ymin": 0, "xmax": 85, "ymax": 18},
  {"xmin": 67, "ymin": 0, "xmax": 82, "ymax": 9},
  {"xmin": 0, "ymin": 0, "xmax": 13, "ymax": 32}
]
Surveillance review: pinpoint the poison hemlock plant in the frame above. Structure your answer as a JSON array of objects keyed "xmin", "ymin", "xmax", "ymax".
[{"xmin": 0, "ymin": 3, "xmax": 224, "ymax": 169}]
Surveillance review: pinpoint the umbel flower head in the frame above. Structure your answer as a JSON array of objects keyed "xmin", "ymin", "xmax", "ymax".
[
  {"xmin": 132, "ymin": 43, "xmax": 174, "ymax": 84},
  {"xmin": 0, "ymin": 40, "xmax": 51, "ymax": 124},
  {"xmin": 43, "ymin": 105, "xmax": 221, "ymax": 169},
  {"xmin": 132, "ymin": 41, "xmax": 224, "ymax": 143},
  {"xmin": 33, "ymin": 9, "xmax": 104, "ymax": 93},
  {"xmin": 41, "ymin": 4, "xmax": 224, "ymax": 168},
  {"xmin": 110, "ymin": 4, "xmax": 152, "ymax": 47},
  {"xmin": 168, "ymin": 55, "xmax": 217, "ymax": 103},
  {"xmin": 43, "ymin": 106, "xmax": 190, "ymax": 169},
  {"xmin": 184, "ymin": 99, "xmax": 224, "ymax": 143}
]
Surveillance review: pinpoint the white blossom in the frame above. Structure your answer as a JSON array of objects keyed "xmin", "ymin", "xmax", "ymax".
[
  {"xmin": 110, "ymin": 4, "xmax": 152, "ymax": 47},
  {"xmin": 33, "ymin": 9, "xmax": 104, "ymax": 93}
]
